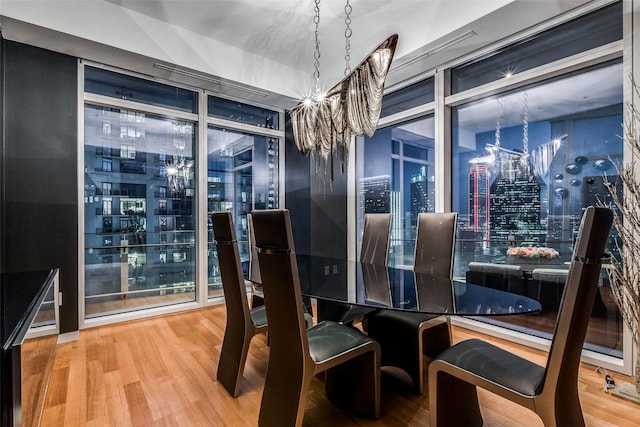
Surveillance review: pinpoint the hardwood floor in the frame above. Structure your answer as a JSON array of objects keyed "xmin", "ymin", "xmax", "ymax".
[{"xmin": 41, "ymin": 306, "xmax": 640, "ymax": 426}]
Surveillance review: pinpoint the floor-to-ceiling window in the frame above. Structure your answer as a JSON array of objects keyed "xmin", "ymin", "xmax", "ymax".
[
  {"xmin": 206, "ymin": 96, "xmax": 281, "ymax": 297},
  {"xmin": 82, "ymin": 67, "xmax": 283, "ymax": 319},
  {"xmin": 452, "ymin": 61, "xmax": 623, "ymax": 357},
  {"xmin": 448, "ymin": 2, "xmax": 623, "ymax": 358},
  {"xmin": 83, "ymin": 66, "xmax": 198, "ymax": 318},
  {"xmin": 356, "ymin": 1, "xmax": 625, "ymax": 365}
]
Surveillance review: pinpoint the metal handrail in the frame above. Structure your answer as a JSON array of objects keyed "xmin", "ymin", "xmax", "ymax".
[
  {"xmin": 85, "ymin": 282, "xmax": 197, "ymax": 299},
  {"xmin": 86, "ymin": 242, "xmax": 195, "ymax": 250}
]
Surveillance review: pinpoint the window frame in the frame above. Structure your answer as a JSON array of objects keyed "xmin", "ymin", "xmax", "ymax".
[
  {"xmin": 441, "ymin": 22, "xmax": 628, "ymax": 375},
  {"xmin": 78, "ymin": 62, "xmax": 286, "ymax": 329}
]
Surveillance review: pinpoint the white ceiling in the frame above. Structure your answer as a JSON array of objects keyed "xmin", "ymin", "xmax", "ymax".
[
  {"xmin": 104, "ymin": 0, "xmax": 514, "ymax": 74},
  {"xmin": 98, "ymin": 0, "xmax": 598, "ymax": 104},
  {"xmin": 0, "ymin": 0, "xmax": 612, "ymax": 113}
]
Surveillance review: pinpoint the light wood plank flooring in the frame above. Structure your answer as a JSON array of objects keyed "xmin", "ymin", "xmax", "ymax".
[{"xmin": 41, "ymin": 306, "xmax": 640, "ymax": 426}]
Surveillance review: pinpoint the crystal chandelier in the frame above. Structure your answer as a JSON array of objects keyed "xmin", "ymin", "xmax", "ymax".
[{"xmin": 290, "ymin": 0, "xmax": 398, "ymax": 182}]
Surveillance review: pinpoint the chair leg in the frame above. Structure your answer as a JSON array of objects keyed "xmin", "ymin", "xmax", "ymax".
[
  {"xmin": 216, "ymin": 330, "xmax": 251, "ymax": 398},
  {"xmin": 430, "ymin": 370, "xmax": 482, "ymax": 427},
  {"xmin": 536, "ymin": 391, "xmax": 585, "ymax": 427},
  {"xmin": 325, "ymin": 350, "xmax": 381, "ymax": 419},
  {"xmin": 407, "ymin": 319, "xmax": 452, "ymax": 395},
  {"xmin": 258, "ymin": 364, "xmax": 310, "ymax": 427},
  {"xmin": 421, "ymin": 320, "xmax": 452, "ymax": 358}
]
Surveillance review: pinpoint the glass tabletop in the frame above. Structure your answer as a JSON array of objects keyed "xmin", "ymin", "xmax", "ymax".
[{"xmin": 251, "ymin": 255, "xmax": 541, "ymax": 316}]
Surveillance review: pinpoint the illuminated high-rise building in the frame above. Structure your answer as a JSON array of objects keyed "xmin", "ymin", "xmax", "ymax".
[
  {"xmin": 489, "ymin": 157, "xmax": 545, "ymax": 243},
  {"xmin": 468, "ymin": 164, "xmax": 490, "ymax": 244},
  {"xmin": 360, "ymin": 175, "xmax": 391, "ymax": 214},
  {"xmin": 410, "ymin": 166, "xmax": 434, "ymax": 227}
]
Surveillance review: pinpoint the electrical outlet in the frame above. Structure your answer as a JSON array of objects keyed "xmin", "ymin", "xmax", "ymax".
[
  {"xmin": 58, "ymin": 292, "xmax": 63, "ymax": 306},
  {"xmin": 324, "ymin": 265, "xmax": 330, "ymax": 275}
]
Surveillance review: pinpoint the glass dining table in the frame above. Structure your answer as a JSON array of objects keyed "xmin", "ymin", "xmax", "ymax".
[{"xmin": 249, "ymin": 254, "xmax": 541, "ymax": 317}]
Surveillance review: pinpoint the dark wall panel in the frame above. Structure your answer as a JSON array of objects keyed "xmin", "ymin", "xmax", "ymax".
[
  {"xmin": 3, "ymin": 41, "xmax": 78, "ymax": 333},
  {"xmin": 284, "ymin": 112, "xmax": 348, "ymax": 260},
  {"xmin": 284, "ymin": 113, "xmax": 348, "ymax": 297},
  {"xmin": 284, "ymin": 113, "xmax": 312, "ymax": 256},
  {"xmin": 309, "ymin": 157, "xmax": 348, "ymax": 292}
]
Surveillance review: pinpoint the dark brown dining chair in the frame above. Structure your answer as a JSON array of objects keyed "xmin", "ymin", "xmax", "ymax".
[
  {"xmin": 428, "ymin": 206, "xmax": 613, "ymax": 427},
  {"xmin": 211, "ymin": 211, "xmax": 268, "ymax": 398},
  {"xmin": 249, "ymin": 212, "xmax": 314, "ymax": 328},
  {"xmin": 366, "ymin": 212, "xmax": 457, "ymax": 394},
  {"xmin": 317, "ymin": 212, "xmax": 392, "ymax": 324},
  {"xmin": 252, "ymin": 209, "xmax": 380, "ymax": 426}
]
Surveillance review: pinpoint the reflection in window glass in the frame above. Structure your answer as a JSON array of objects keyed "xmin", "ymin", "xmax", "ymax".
[
  {"xmin": 451, "ymin": 2, "xmax": 622, "ymax": 93},
  {"xmin": 452, "ymin": 61, "xmax": 623, "ymax": 357},
  {"xmin": 357, "ymin": 116, "xmax": 435, "ymax": 267},
  {"xmin": 208, "ymin": 96, "xmax": 279, "ymax": 130},
  {"xmin": 84, "ymin": 104, "xmax": 196, "ymax": 317},
  {"xmin": 84, "ymin": 66, "xmax": 198, "ymax": 113},
  {"xmin": 207, "ymin": 126, "xmax": 279, "ymax": 298},
  {"xmin": 380, "ymin": 78, "xmax": 434, "ymax": 118}
]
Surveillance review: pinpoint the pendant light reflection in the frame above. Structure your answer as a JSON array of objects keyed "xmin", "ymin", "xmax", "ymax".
[
  {"xmin": 162, "ymin": 157, "xmax": 193, "ymax": 193},
  {"xmin": 468, "ymin": 90, "xmax": 568, "ymax": 182}
]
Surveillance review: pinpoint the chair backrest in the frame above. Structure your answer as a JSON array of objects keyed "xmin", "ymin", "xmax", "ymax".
[
  {"xmin": 251, "ymin": 210, "xmax": 310, "ymax": 362},
  {"xmin": 413, "ymin": 212, "xmax": 458, "ymax": 277},
  {"xmin": 361, "ymin": 263, "xmax": 392, "ymax": 306},
  {"xmin": 360, "ymin": 213, "xmax": 392, "ymax": 266},
  {"xmin": 542, "ymin": 206, "xmax": 613, "ymax": 397},
  {"xmin": 211, "ymin": 212, "xmax": 251, "ymax": 327},
  {"xmin": 247, "ymin": 213, "xmax": 261, "ymax": 283}
]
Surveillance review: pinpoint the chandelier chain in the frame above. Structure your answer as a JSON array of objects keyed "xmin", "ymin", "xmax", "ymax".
[
  {"xmin": 344, "ymin": 0, "xmax": 352, "ymax": 75},
  {"xmin": 313, "ymin": 0, "xmax": 321, "ymax": 93}
]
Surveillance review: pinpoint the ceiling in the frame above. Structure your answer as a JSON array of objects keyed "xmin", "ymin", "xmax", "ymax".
[
  {"xmin": 97, "ymin": 0, "xmax": 599, "ymax": 104},
  {"xmin": 1, "ymin": 0, "xmax": 617, "ymax": 118},
  {"xmin": 104, "ymin": 0, "xmax": 511, "ymax": 74}
]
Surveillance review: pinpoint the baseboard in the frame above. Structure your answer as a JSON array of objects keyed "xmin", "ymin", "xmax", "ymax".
[{"xmin": 57, "ymin": 331, "xmax": 80, "ymax": 344}]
